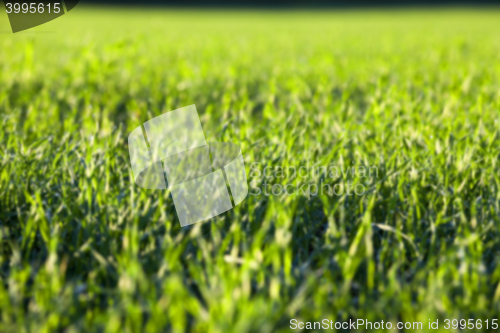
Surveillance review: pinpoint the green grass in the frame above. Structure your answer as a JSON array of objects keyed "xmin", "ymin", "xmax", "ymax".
[{"xmin": 1, "ymin": 6, "xmax": 500, "ymax": 332}]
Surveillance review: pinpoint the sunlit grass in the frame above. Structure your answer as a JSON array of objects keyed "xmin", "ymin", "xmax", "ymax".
[{"xmin": 1, "ymin": 6, "xmax": 500, "ymax": 332}]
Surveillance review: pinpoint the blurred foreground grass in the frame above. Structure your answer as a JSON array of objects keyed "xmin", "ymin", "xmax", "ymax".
[{"xmin": 1, "ymin": 6, "xmax": 500, "ymax": 332}]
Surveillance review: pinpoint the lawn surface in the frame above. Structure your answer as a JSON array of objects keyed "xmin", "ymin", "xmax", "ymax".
[{"xmin": 1, "ymin": 6, "xmax": 500, "ymax": 332}]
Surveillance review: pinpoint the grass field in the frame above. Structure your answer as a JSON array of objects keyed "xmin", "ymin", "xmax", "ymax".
[{"xmin": 1, "ymin": 6, "xmax": 500, "ymax": 332}]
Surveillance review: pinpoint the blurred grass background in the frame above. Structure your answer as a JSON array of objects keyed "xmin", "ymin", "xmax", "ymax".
[{"xmin": 1, "ymin": 5, "xmax": 500, "ymax": 332}]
